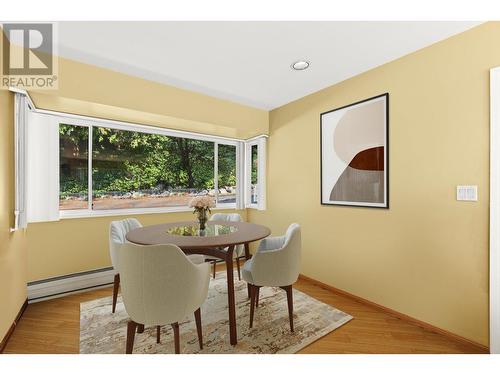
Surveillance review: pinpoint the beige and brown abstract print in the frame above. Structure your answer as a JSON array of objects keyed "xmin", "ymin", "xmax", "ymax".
[{"xmin": 322, "ymin": 94, "xmax": 387, "ymax": 206}]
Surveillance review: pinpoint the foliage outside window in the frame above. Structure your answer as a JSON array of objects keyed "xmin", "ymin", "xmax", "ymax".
[
  {"xmin": 251, "ymin": 144, "xmax": 258, "ymax": 204},
  {"xmin": 60, "ymin": 125, "xmax": 89, "ymax": 210},
  {"xmin": 59, "ymin": 124, "xmax": 238, "ymax": 211},
  {"xmin": 217, "ymin": 144, "xmax": 237, "ymax": 204}
]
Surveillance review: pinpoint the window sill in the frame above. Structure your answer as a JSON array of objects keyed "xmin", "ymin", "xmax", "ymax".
[
  {"xmin": 59, "ymin": 204, "xmax": 238, "ymax": 220},
  {"xmin": 246, "ymin": 204, "xmax": 266, "ymax": 211}
]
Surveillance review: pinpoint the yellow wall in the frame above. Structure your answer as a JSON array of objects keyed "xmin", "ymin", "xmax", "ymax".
[
  {"xmin": 28, "ymin": 210, "xmax": 246, "ymax": 281},
  {"xmin": 248, "ymin": 22, "xmax": 498, "ymax": 346},
  {"xmin": 0, "ymin": 90, "xmax": 28, "ymax": 339},
  {"xmin": 29, "ymin": 57, "xmax": 269, "ymax": 139}
]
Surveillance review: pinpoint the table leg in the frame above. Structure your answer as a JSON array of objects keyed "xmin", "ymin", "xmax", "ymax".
[
  {"xmin": 225, "ymin": 245, "xmax": 237, "ymax": 345},
  {"xmin": 244, "ymin": 243, "xmax": 251, "ymax": 259},
  {"xmin": 244, "ymin": 243, "xmax": 251, "ymax": 299}
]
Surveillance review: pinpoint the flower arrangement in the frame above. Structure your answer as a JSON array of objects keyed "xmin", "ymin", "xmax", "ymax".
[{"xmin": 189, "ymin": 196, "xmax": 215, "ymax": 230}]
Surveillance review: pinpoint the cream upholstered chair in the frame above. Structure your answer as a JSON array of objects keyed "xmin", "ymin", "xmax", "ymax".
[
  {"xmin": 209, "ymin": 213, "xmax": 245, "ymax": 279},
  {"xmin": 109, "ymin": 218, "xmax": 142, "ymax": 313},
  {"xmin": 109, "ymin": 218, "xmax": 205, "ymax": 313},
  {"xmin": 242, "ymin": 223, "xmax": 301, "ymax": 332},
  {"xmin": 119, "ymin": 243, "xmax": 210, "ymax": 354}
]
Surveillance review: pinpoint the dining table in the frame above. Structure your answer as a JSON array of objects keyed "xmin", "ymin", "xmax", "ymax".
[{"xmin": 125, "ymin": 220, "xmax": 271, "ymax": 345}]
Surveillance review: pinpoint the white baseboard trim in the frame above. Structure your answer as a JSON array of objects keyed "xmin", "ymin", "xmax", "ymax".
[{"xmin": 28, "ymin": 267, "xmax": 115, "ymax": 303}]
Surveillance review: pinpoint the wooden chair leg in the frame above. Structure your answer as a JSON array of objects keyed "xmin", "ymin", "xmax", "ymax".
[
  {"xmin": 112, "ymin": 274, "xmax": 120, "ymax": 313},
  {"xmin": 157, "ymin": 325, "xmax": 161, "ymax": 343},
  {"xmin": 255, "ymin": 287, "xmax": 260, "ymax": 308},
  {"xmin": 235, "ymin": 258, "xmax": 241, "ymax": 280},
  {"xmin": 171, "ymin": 322, "xmax": 180, "ymax": 354},
  {"xmin": 194, "ymin": 308, "xmax": 203, "ymax": 350},
  {"xmin": 284, "ymin": 285, "xmax": 294, "ymax": 332},
  {"xmin": 249, "ymin": 284, "xmax": 256, "ymax": 328},
  {"xmin": 126, "ymin": 320, "xmax": 137, "ymax": 354},
  {"xmin": 137, "ymin": 324, "xmax": 145, "ymax": 333},
  {"xmin": 212, "ymin": 260, "xmax": 216, "ymax": 279}
]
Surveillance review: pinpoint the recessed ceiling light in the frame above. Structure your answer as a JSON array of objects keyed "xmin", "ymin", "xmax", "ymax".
[{"xmin": 291, "ymin": 60, "xmax": 310, "ymax": 71}]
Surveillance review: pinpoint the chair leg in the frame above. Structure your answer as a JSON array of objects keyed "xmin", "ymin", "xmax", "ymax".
[
  {"xmin": 112, "ymin": 274, "xmax": 120, "ymax": 313},
  {"xmin": 156, "ymin": 325, "xmax": 161, "ymax": 343},
  {"xmin": 235, "ymin": 258, "xmax": 241, "ymax": 280},
  {"xmin": 194, "ymin": 308, "xmax": 203, "ymax": 350},
  {"xmin": 283, "ymin": 285, "xmax": 294, "ymax": 332},
  {"xmin": 249, "ymin": 284, "xmax": 256, "ymax": 328},
  {"xmin": 137, "ymin": 324, "xmax": 145, "ymax": 333},
  {"xmin": 171, "ymin": 322, "xmax": 180, "ymax": 354},
  {"xmin": 126, "ymin": 320, "xmax": 137, "ymax": 354},
  {"xmin": 212, "ymin": 260, "xmax": 216, "ymax": 279},
  {"xmin": 255, "ymin": 286, "xmax": 260, "ymax": 308}
]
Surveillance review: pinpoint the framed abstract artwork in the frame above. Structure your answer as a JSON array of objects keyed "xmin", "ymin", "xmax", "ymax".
[{"xmin": 320, "ymin": 93, "xmax": 389, "ymax": 208}]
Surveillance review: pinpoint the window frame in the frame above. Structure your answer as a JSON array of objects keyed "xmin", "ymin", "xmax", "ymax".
[
  {"xmin": 12, "ymin": 89, "xmax": 267, "ymax": 221},
  {"xmin": 58, "ymin": 116, "xmax": 242, "ymax": 219},
  {"xmin": 245, "ymin": 136, "xmax": 267, "ymax": 210}
]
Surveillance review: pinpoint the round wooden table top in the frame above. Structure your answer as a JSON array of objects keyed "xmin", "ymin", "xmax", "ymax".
[{"xmin": 126, "ymin": 220, "xmax": 271, "ymax": 249}]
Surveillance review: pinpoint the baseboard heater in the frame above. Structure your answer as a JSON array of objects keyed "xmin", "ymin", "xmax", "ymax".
[{"xmin": 27, "ymin": 267, "xmax": 115, "ymax": 303}]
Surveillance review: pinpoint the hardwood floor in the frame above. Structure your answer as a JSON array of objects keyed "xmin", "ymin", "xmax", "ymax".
[{"xmin": 4, "ymin": 270, "xmax": 486, "ymax": 354}]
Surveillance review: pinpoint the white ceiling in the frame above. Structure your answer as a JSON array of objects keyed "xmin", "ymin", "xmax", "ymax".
[{"xmin": 56, "ymin": 21, "xmax": 480, "ymax": 110}]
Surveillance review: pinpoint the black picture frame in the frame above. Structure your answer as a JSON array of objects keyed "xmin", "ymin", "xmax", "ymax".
[{"xmin": 320, "ymin": 93, "xmax": 389, "ymax": 209}]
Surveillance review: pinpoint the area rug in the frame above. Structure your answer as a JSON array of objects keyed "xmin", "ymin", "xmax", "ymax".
[{"xmin": 80, "ymin": 272, "xmax": 352, "ymax": 354}]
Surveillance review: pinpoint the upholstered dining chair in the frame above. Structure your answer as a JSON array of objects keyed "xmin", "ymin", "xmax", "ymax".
[
  {"xmin": 109, "ymin": 218, "xmax": 205, "ymax": 313},
  {"xmin": 109, "ymin": 218, "xmax": 143, "ymax": 313},
  {"xmin": 119, "ymin": 243, "xmax": 210, "ymax": 354},
  {"xmin": 209, "ymin": 213, "xmax": 245, "ymax": 280},
  {"xmin": 242, "ymin": 223, "xmax": 301, "ymax": 332}
]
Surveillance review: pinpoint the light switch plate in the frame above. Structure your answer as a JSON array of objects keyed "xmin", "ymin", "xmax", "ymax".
[{"xmin": 457, "ymin": 185, "xmax": 478, "ymax": 201}]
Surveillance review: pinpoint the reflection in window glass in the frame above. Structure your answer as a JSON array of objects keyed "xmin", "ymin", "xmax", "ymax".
[
  {"xmin": 251, "ymin": 144, "xmax": 258, "ymax": 204},
  {"xmin": 59, "ymin": 124, "xmax": 89, "ymax": 210},
  {"xmin": 91, "ymin": 127, "xmax": 214, "ymax": 210},
  {"xmin": 218, "ymin": 144, "xmax": 237, "ymax": 204}
]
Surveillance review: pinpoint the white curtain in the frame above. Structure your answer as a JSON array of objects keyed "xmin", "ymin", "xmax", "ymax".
[
  {"xmin": 236, "ymin": 140, "xmax": 245, "ymax": 210},
  {"xmin": 255, "ymin": 136, "xmax": 267, "ymax": 211},
  {"xmin": 26, "ymin": 110, "xmax": 60, "ymax": 223},
  {"xmin": 13, "ymin": 93, "xmax": 28, "ymax": 230}
]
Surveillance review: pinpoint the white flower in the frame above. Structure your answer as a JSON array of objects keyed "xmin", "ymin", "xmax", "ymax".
[{"xmin": 189, "ymin": 195, "xmax": 215, "ymax": 209}]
